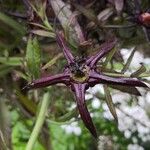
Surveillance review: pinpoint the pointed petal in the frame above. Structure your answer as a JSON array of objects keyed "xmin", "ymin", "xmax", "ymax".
[
  {"xmin": 86, "ymin": 39, "xmax": 117, "ymax": 67},
  {"xmin": 22, "ymin": 73, "xmax": 70, "ymax": 91},
  {"xmin": 90, "ymin": 71, "xmax": 148, "ymax": 87},
  {"xmin": 72, "ymin": 83, "xmax": 97, "ymax": 138},
  {"xmin": 56, "ymin": 32, "xmax": 74, "ymax": 64},
  {"xmin": 103, "ymin": 85, "xmax": 118, "ymax": 124}
]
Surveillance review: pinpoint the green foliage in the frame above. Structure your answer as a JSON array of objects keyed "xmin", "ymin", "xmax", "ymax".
[
  {"xmin": 12, "ymin": 121, "xmax": 44, "ymax": 150},
  {"xmin": 26, "ymin": 37, "xmax": 41, "ymax": 79},
  {"xmin": 0, "ymin": 57, "xmax": 23, "ymax": 66},
  {"xmin": 0, "ymin": 12, "xmax": 25, "ymax": 35},
  {"xmin": 0, "ymin": 0, "xmax": 150, "ymax": 150}
]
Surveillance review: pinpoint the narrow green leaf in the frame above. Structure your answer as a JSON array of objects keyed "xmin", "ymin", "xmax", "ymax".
[
  {"xmin": 54, "ymin": 99, "xmax": 91, "ymax": 123},
  {"xmin": 26, "ymin": 37, "xmax": 41, "ymax": 78},
  {"xmin": 14, "ymin": 70, "xmax": 28, "ymax": 80},
  {"xmin": 0, "ymin": 65, "xmax": 13, "ymax": 77},
  {"xmin": 0, "ymin": 12, "xmax": 25, "ymax": 35},
  {"xmin": 131, "ymin": 64, "xmax": 147, "ymax": 77},
  {"xmin": 109, "ymin": 85, "xmax": 141, "ymax": 96},
  {"xmin": 103, "ymin": 47, "xmax": 118, "ymax": 67},
  {"xmin": 121, "ymin": 48, "xmax": 136, "ymax": 73},
  {"xmin": 42, "ymin": 53, "xmax": 63, "ymax": 70},
  {"xmin": 103, "ymin": 24, "xmax": 136, "ymax": 28},
  {"xmin": 139, "ymin": 73, "xmax": 150, "ymax": 78},
  {"xmin": 31, "ymin": 30, "xmax": 55, "ymax": 38},
  {"xmin": 16, "ymin": 91, "xmax": 37, "ymax": 115},
  {"xmin": 0, "ymin": 57, "xmax": 22, "ymax": 66},
  {"xmin": 56, "ymin": 109, "xmax": 77, "ymax": 122},
  {"xmin": 29, "ymin": 23, "xmax": 49, "ymax": 30},
  {"xmin": 103, "ymin": 85, "xmax": 118, "ymax": 124},
  {"xmin": 103, "ymin": 72, "xmax": 129, "ymax": 77},
  {"xmin": 43, "ymin": 17, "xmax": 53, "ymax": 31}
]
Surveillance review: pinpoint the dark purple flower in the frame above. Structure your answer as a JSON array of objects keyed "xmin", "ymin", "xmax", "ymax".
[{"xmin": 23, "ymin": 32, "xmax": 147, "ymax": 138}]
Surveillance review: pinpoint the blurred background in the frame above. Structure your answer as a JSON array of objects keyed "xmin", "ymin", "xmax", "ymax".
[{"xmin": 0, "ymin": 0, "xmax": 150, "ymax": 150}]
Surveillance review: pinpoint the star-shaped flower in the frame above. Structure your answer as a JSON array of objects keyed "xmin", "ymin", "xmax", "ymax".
[{"xmin": 23, "ymin": 32, "xmax": 147, "ymax": 138}]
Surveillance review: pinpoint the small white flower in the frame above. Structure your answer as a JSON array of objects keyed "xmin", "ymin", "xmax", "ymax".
[
  {"xmin": 128, "ymin": 144, "xmax": 144, "ymax": 150},
  {"xmin": 73, "ymin": 127, "xmax": 81, "ymax": 136},
  {"xmin": 92, "ymin": 98, "xmax": 101, "ymax": 109}
]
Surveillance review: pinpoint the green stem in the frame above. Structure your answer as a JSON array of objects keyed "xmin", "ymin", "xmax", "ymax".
[
  {"xmin": 103, "ymin": 72, "xmax": 129, "ymax": 77},
  {"xmin": 103, "ymin": 47, "xmax": 117, "ymax": 68},
  {"xmin": 26, "ymin": 92, "xmax": 50, "ymax": 150},
  {"xmin": 103, "ymin": 71, "xmax": 150, "ymax": 78}
]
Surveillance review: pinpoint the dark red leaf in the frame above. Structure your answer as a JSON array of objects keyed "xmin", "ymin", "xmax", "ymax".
[
  {"xmin": 90, "ymin": 71, "xmax": 148, "ymax": 87},
  {"xmin": 72, "ymin": 83, "xmax": 97, "ymax": 138},
  {"xmin": 22, "ymin": 73, "xmax": 70, "ymax": 91},
  {"xmin": 56, "ymin": 32, "xmax": 75, "ymax": 64}
]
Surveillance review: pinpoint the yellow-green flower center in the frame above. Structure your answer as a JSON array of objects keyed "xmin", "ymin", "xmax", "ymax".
[{"xmin": 71, "ymin": 66, "xmax": 89, "ymax": 83}]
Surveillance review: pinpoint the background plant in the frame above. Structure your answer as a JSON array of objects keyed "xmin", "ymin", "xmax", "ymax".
[{"xmin": 0, "ymin": 0, "xmax": 150, "ymax": 150}]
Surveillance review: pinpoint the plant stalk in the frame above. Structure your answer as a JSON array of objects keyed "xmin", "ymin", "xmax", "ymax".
[{"xmin": 26, "ymin": 92, "xmax": 50, "ymax": 150}]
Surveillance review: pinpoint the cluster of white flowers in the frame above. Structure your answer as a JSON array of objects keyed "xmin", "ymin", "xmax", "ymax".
[
  {"xmin": 128, "ymin": 144, "xmax": 144, "ymax": 150},
  {"xmin": 61, "ymin": 121, "xmax": 81, "ymax": 136},
  {"xmin": 88, "ymin": 49, "xmax": 150, "ymax": 149}
]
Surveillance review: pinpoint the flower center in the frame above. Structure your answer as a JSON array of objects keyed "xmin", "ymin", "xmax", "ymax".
[
  {"xmin": 69, "ymin": 57, "xmax": 89, "ymax": 83},
  {"xmin": 71, "ymin": 65, "xmax": 89, "ymax": 82}
]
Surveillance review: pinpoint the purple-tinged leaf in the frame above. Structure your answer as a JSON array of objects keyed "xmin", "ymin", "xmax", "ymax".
[
  {"xmin": 49, "ymin": 0, "xmax": 72, "ymax": 29},
  {"xmin": 134, "ymin": 0, "xmax": 141, "ymax": 14},
  {"xmin": 30, "ymin": 30, "xmax": 55, "ymax": 38},
  {"xmin": 56, "ymin": 32, "xmax": 75, "ymax": 64},
  {"xmin": 114, "ymin": 0, "xmax": 124, "ymax": 15},
  {"xmin": 108, "ymin": 0, "xmax": 124, "ymax": 15},
  {"xmin": 86, "ymin": 39, "xmax": 117, "ymax": 67},
  {"xmin": 103, "ymin": 85, "xmax": 118, "ymax": 124},
  {"xmin": 72, "ymin": 83, "xmax": 97, "ymax": 138},
  {"xmin": 66, "ymin": 11, "xmax": 86, "ymax": 45},
  {"xmin": 97, "ymin": 7, "xmax": 114, "ymax": 22},
  {"xmin": 90, "ymin": 71, "xmax": 148, "ymax": 87},
  {"xmin": 50, "ymin": 0, "xmax": 85, "ymax": 44},
  {"xmin": 22, "ymin": 73, "xmax": 70, "ymax": 91}
]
